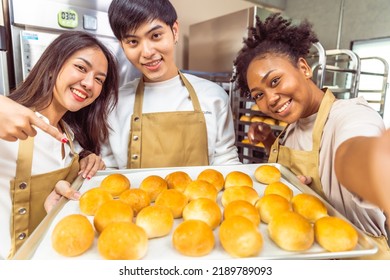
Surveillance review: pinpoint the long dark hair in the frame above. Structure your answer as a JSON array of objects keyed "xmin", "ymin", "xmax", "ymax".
[
  {"xmin": 8, "ymin": 31, "xmax": 119, "ymax": 155},
  {"xmin": 234, "ymin": 13, "xmax": 318, "ymax": 97},
  {"xmin": 108, "ymin": 0, "xmax": 177, "ymax": 41}
]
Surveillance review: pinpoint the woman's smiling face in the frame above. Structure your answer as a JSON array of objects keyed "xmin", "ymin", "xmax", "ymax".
[{"xmin": 246, "ymin": 54, "xmax": 316, "ymax": 123}]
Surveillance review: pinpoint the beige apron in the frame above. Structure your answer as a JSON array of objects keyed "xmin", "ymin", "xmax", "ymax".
[
  {"xmin": 127, "ymin": 71, "xmax": 209, "ymax": 168},
  {"xmin": 8, "ymin": 126, "xmax": 79, "ymax": 258},
  {"xmin": 268, "ymin": 89, "xmax": 390, "ymax": 259}
]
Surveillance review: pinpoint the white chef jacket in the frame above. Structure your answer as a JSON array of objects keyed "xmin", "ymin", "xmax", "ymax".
[
  {"xmin": 101, "ymin": 73, "xmax": 240, "ymax": 169},
  {"xmin": 0, "ymin": 113, "xmax": 76, "ymax": 259}
]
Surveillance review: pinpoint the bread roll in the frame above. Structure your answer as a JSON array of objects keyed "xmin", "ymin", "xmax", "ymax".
[
  {"xmin": 224, "ymin": 171, "xmax": 253, "ymax": 189},
  {"xmin": 255, "ymin": 194, "xmax": 292, "ymax": 224},
  {"xmin": 251, "ymin": 103, "xmax": 260, "ymax": 111},
  {"xmin": 155, "ymin": 189, "xmax": 188, "ymax": 218},
  {"xmin": 219, "ymin": 216, "xmax": 263, "ymax": 258},
  {"xmin": 291, "ymin": 193, "xmax": 328, "ymax": 223},
  {"xmin": 119, "ymin": 188, "xmax": 151, "ymax": 216},
  {"xmin": 197, "ymin": 169, "xmax": 225, "ymax": 192},
  {"xmin": 263, "ymin": 118, "xmax": 276, "ymax": 126},
  {"xmin": 136, "ymin": 205, "xmax": 174, "ymax": 238},
  {"xmin": 255, "ymin": 142, "xmax": 265, "ymax": 148},
  {"xmin": 183, "ymin": 179, "xmax": 218, "ymax": 202},
  {"xmin": 100, "ymin": 173, "xmax": 130, "ymax": 197},
  {"xmin": 165, "ymin": 171, "xmax": 192, "ymax": 193},
  {"xmin": 278, "ymin": 121, "xmax": 288, "ymax": 127},
  {"xmin": 241, "ymin": 138, "xmax": 250, "ymax": 144},
  {"xmin": 268, "ymin": 211, "xmax": 314, "ymax": 251},
  {"xmin": 314, "ymin": 216, "xmax": 358, "ymax": 252},
  {"xmin": 93, "ymin": 200, "xmax": 134, "ymax": 233},
  {"xmin": 239, "ymin": 115, "xmax": 251, "ymax": 122},
  {"xmin": 52, "ymin": 214, "xmax": 94, "ymax": 257},
  {"xmin": 254, "ymin": 165, "xmax": 281, "ymax": 184},
  {"xmin": 221, "ymin": 185, "xmax": 259, "ymax": 207},
  {"xmin": 264, "ymin": 181, "xmax": 293, "ymax": 202},
  {"xmin": 139, "ymin": 175, "xmax": 168, "ymax": 202},
  {"xmin": 172, "ymin": 220, "xmax": 215, "ymax": 257},
  {"xmin": 224, "ymin": 200, "xmax": 260, "ymax": 226},
  {"xmin": 250, "ymin": 116, "xmax": 264, "ymax": 122},
  {"xmin": 98, "ymin": 222, "xmax": 148, "ymax": 260},
  {"xmin": 182, "ymin": 198, "xmax": 222, "ymax": 229},
  {"xmin": 79, "ymin": 187, "xmax": 113, "ymax": 216}
]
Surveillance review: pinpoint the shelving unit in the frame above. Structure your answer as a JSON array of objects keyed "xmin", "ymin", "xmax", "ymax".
[{"xmin": 356, "ymin": 56, "xmax": 389, "ymax": 117}]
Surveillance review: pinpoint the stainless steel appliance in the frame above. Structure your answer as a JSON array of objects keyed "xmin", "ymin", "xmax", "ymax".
[
  {"xmin": 1, "ymin": 0, "xmax": 139, "ymax": 94},
  {"xmin": 188, "ymin": 6, "xmax": 273, "ymax": 73},
  {"xmin": 0, "ymin": 2, "xmax": 9, "ymax": 95}
]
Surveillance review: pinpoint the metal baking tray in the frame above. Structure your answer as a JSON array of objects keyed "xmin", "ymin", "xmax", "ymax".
[{"xmin": 13, "ymin": 163, "xmax": 378, "ymax": 260}]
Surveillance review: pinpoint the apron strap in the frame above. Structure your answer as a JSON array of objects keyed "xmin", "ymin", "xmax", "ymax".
[
  {"xmin": 312, "ymin": 89, "xmax": 336, "ymax": 151},
  {"xmin": 178, "ymin": 71, "xmax": 203, "ymax": 112}
]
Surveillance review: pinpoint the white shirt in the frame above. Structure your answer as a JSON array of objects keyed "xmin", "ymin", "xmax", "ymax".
[
  {"xmin": 283, "ymin": 96, "xmax": 387, "ymax": 236},
  {"xmin": 102, "ymin": 73, "xmax": 240, "ymax": 169},
  {"xmin": 0, "ymin": 114, "xmax": 76, "ymax": 259}
]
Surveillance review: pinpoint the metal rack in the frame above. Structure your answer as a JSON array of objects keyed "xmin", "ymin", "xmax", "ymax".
[
  {"xmin": 323, "ymin": 49, "xmax": 361, "ymax": 99},
  {"xmin": 356, "ymin": 56, "xmax": 389, "ymax": 117}
]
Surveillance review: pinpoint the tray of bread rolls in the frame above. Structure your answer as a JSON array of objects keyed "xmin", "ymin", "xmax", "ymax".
[{"xmin": 13, "ymin": 163, "xmax": 378, "ymax": 260}]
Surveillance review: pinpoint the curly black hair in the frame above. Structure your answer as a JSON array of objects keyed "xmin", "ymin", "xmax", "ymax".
[{"xmin": 233, "ymin": 13, "xmax": 319, "ymax": 97}]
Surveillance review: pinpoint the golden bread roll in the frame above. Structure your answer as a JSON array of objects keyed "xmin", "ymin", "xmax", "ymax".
[
  {"xmin": 278, "ymin": 121, "xmax": 288, "ymax": 127},
  {"xmin": 219, "ymin": 216, "xmax": 263, "ymax": 258},
  {"xmin": 165, "ymin": 171, "xmax": 192, "ymax": 193},
  {"xmin": 51, "ymin": 214, "xmax": 94, "ymax": 257},
  {"xmin": 268, "ymin": 211, "xmax": 314, "ymax": 251},
  {"xmin": 93, "ymin": 200, "xmax": 134, "ymax": 233},
  {"xmin": 221, "ymin": 185, "xmax": 259, "ymax": 207},
  {"xmin": 291, "ymin": 193, "xmax": 328, "ymax": 223},
  {"xmin": 314, "ymin": 216, "xmax": 358, "ymax": 252},
  {"xmin": 100, "ymin": 173, "xmax": 130, "ymax": 197},
  {"xmin": 119, "ymin": 188, "xmax": 151, "ymax": 216},
  {"xmin": 197, "ymin": 169, "xmax": 225, "ymax": 192},
  {"xmin": 79, "ymin": 187, "xmax": 113, "ymax": 216},
  {"xmin": 172, "ymin": 220, "xmax": 215, "ymax": 257},
  {"xmin": 183, "ymin": 179, "xmax": 218, "ymax": 202},
  {"xmin": 251, "ymin": 116, "xmax": 264, "ymax": 122},
  {"xmin": 239, "ymin": 115, "xmax": 251, "ymax": 122},
  {"xmin": 98, "ymin": 222, "xmax": 148, "ymax": 260},
  {"xmin": 224, "ymin": 171, "xmax": 253, "ymax": 189},
  {"xmin": 224, "ymin": 200, "xmax": 260, "ymax": 226},
  {"xmin": 251, "ymin": 103, "xmax": 260, "ymax": 111},
  {"xmin": 182, "ymin": 198, "xmax": 222, "ymax": 229},
  {"xmin": 264, "ymin": 181, "xmax": 293, "ymax": 202},
  {"xmin": 136, "ymin": 205, "xmax": 174, "ymax": 238},
  {"xmin": 263, "ymin": 118, "xmax": 276, "ymax": 125},
  {"xmin": 139, "ymin": 175, "xmax": 168, "ymax": 202},
  {"xmin": 154, "ymin": 189, "xmax": 188, "ymax": 218},
  {"xmin": 255, "ymin": 194, "xmax": 292, "ymax": 224},
  {"xmin": 255, "ymin": 142, "xmax": 265, "ymax": 148},
  {"xmin": 254, "ymin": 165, "xmax": 281, "ymax": 184},
  {"xmin": 241, "ymin": 138, "xmax": 250, "ymax": 144}
]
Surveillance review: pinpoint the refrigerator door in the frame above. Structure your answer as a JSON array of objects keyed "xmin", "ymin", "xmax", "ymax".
[
  {"xmin": 8, "ymin": 0, "xmax": 139, "ymax": 89},
  {"xmin": 0, "ymin": 25, "xmax": 9, "ymax": 95}
]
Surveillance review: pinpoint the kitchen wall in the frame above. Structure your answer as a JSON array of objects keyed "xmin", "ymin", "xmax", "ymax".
[{"xmin": 171, "ymin": 0, "xmax": 390, "ymax": 69}]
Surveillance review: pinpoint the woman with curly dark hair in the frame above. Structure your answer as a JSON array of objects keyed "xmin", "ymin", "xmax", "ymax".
[{"xmin": 234, "ymin": 13, "xmax": 389, "ymax": 259}]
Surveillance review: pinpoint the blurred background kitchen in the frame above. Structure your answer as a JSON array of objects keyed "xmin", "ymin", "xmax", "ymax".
[{"xmin": 1, "ymin": 0, "xmax": 390, "ymax": 163}]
